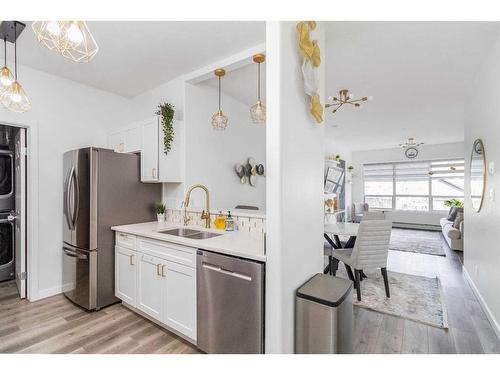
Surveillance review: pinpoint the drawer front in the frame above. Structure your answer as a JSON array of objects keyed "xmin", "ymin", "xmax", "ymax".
[
  {"xmin": 137, "ymin": 237, "xmax": 196, "ymax": 268},
  {"xmin": 116, "ymin": 232, "xmax": 136, "ymax": 250}
]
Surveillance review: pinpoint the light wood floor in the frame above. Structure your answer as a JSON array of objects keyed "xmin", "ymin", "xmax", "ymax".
[
  {"xmin": 1, "ymin": 231, "xmax": 499, "ymax": 354},
  {"xmin": 0, "ymin": 281, "xmax": 200, "ymax": 354},
  {"xmin": 351, "ymin": 231, "xmax": 500, "ymax": 354}
]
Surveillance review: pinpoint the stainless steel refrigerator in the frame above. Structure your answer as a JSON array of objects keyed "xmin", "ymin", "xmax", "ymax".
[{"xmin": 62, "ymin": 147, "xmax": 161, "ymax": 310}]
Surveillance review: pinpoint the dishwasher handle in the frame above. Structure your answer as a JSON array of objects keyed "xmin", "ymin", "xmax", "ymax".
[{"xmin": 202, "ymin": 262, "xmax": 252, "ymax": 281}]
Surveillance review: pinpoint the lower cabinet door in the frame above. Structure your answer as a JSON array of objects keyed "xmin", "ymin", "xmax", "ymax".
[
  {"xmin": 137, "ymin": 253, "xmax": 164, "ymax": 321},
  {"xmin": 115, "ymin": 246, "xmax": 137, "ymax": 306},
  {"xmin": 162, "ymin": 261, "xmax": 197, "ymax": 340}
]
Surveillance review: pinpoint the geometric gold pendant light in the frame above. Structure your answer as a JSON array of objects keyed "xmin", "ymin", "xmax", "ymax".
[
  {"xmin": 32, "ymin": 21, "xmax": 99, "ymax": 63},
  {"xmin": 249, "ymin": 53, "xmax": 266, "ymax": 124},
  {"xmin": 211, "ymin": 68, "xmax": 228, "ymax": 131},
  {"xmin": 0, "ymin": 21, "xmax": 31, "ymax": 113},
  {"xmin": 1, "ymin": 40, "xmax": 14, "ymax": 93}
]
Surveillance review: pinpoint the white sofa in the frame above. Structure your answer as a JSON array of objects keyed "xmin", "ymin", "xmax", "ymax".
[{"xmin": 439, "ymin": 217, "xmax": 463, "ymax": 251}]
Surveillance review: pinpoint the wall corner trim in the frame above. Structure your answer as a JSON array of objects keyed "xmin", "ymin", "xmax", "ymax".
[{"xmin": 463, "ymin": 266, "xmax": 500, "ymax": 342}]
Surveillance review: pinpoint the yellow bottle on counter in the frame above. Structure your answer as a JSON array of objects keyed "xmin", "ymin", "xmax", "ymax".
[{"xmin": 214, "ymin": 211, "xmax": 226, "ymax": 230}]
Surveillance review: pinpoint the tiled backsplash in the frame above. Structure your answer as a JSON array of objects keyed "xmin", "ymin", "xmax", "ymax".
[{"xmin": 165, "ymin": 209, "xmax": 266, "ymax": 233}]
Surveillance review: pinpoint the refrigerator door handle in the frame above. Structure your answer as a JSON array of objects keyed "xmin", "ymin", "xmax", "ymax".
[
  {"xmin": 71, "ymin": 167, "xmax": 80, "ymax": 229},
  {"xmin": 202, "ymin": 262, "xmax": 252, "ymax": 281},
  {"xmin": 65, "ymin": 167, "xmax": 74, "ymax": 230},
  {"xmin": 63, "ymin": 246, "xmax": 88, "ymax": 260}
]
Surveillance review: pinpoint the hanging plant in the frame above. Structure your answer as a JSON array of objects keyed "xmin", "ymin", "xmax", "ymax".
[{"xmin": 155, "ymin": 102, "xmax": 175, "ymax": 154}]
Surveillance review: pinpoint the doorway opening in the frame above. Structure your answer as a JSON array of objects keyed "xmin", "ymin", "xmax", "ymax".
[{"xmin": 0, "ymin": 123, "xmax": 27, "ymax": 299}]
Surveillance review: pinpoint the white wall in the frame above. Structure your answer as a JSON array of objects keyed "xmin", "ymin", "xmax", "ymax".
[
  {"xmin": 351, "ymin": 142, "xmax": 465, "ymax": 226},
  {"xmin": 464, "ymin": 30, "xmax": 500, "ymax": 338},
  {"xmin": 0, "ymin": 64, "xmax": 135, "ymax": 300},
  {"xmin": 184, "ymin": 83, "xmax": 266, "ymax": 211},
  {"xmin": 265, "ymin": 21, "xmax": 325, "ymax": 353}
]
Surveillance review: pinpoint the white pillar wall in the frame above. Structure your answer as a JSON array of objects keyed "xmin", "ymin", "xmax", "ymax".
[{"xmin": 265, "ymin": 21, "xmax": 326, "ymax": 353}]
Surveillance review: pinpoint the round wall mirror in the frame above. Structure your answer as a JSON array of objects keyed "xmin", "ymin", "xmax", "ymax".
[{"xmin": 470, "ymin": 139, "xmax": 486, "ymax": 212}]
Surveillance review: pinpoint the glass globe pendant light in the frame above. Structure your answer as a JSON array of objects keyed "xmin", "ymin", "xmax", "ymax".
[
  {"xmin": 211, "ymin": 68, "xmax": 228, "ymax": 130},
  {"xmin": 1, "ymin": 23, "xmax": 31, "ymax": 113},
  {"xmin": 32, "ymin": 21, "xmax": 99, "ymax": 63},
  {"xmin": 1, "ymin": 38, "xmax": 14, "ymax": 93},
  {"xmin": 250, "ymin": 53, "xmax": 266, "ymax": 124}
]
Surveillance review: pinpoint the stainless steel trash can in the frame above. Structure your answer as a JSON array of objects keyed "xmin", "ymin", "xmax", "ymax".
[{"xmin": 295, "ymin": 273, "xmax": 353, "ymax": 354}]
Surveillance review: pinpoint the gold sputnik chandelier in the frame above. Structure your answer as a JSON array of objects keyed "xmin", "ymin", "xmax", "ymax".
[
  {"xmin": 32, "ymin": 21, "xmax": 99, "ymax": 63},
  {"xmin": 325, "ymin": 89, "xmax": 372, "ymax": 114}
]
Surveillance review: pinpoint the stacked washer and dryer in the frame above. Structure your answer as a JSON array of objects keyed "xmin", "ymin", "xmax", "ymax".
[{"xmin": 0, "ymin": 125, "xmax": 16, "ymax": 282}]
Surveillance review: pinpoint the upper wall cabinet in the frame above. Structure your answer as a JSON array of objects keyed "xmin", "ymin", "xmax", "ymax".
[
  {"xmin": 141, "ymin": 117, "xmax": 159, "ymax": 182},
  {"xmin": 107, "ymin": 116, "xmax": 184, "ymax": 184},
  {"xmin": 108, "ymin": 123, "xmax": 142, "ymax": 153}
]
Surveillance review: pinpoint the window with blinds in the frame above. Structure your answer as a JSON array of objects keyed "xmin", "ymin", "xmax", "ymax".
[{"xmin": 363, "ymin": 159, "xmax": 464, "ymax": 211}]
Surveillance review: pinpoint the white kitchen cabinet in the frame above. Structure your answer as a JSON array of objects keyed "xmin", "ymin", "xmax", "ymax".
[
  {"xmin": 163, "ymin": 261, "xmax": 197, "ymax": 339},
  {"xmin": 107, "ymin": 117, "xmax": 184, "ymax": 183},
  {"xmin": 137, "ymin": 253, "xmax": 164, "ymax": 321},
  {"xmin": 115, "ymin": 246, "xmax": 137, "ymax": 306},
  {"xmin": 124, "ymin": 126, "xmax": 142, "ymax": 153},
  {"xmin": 108, "ymin": 131, "xmax": 125, "ymax": 152},
  {"xmin": 140, "ymin": 117, "xmax": 159, "ymax": 182},
  {"xmin": 158, "ymin": 120, "xmax": 184, "ymax": 183},
  {"xmin": 108, "ymin": 123, "xmax": 142, "ymax": 153},
  {"xmin": 114, "ymin": 232, "xmax": 197, "ymax": 341}
]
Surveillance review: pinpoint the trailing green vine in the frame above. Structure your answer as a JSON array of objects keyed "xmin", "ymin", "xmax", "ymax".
[{"xmin": 155, "ymin": 102, "xmax": 175, "ymax": 154}]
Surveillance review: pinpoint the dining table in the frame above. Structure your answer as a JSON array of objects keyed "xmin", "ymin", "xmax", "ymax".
[
  {"xmin": 323, "ymin": 222, "xmax": 367, "ymax": 279},
  {"xmin": 324, "ymin": 222, "xmax": 360, "ymax": 250}
]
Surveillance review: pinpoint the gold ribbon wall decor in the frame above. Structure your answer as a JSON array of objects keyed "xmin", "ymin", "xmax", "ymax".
[{"xmin": 296, "ymin": 21, "xmax": 323, "ymax": 124}]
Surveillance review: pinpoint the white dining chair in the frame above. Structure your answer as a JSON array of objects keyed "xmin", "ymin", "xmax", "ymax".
[{"xmin": 330, "ymin": 220, "xmax": 393, "ymax": 301}]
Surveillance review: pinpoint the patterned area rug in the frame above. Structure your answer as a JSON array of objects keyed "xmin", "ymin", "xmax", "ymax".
[
  {"xmin": 389, "ymin": 228, "xmax": 446, "ymax": 256},
  {"xmin": 336, "ymin": 269, "xmax": 448, "ymax": 328}
]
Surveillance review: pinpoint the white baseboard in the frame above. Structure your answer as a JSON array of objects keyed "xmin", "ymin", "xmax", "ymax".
[
  {"xmin": 33, "ymin": 282, "xmax": 73, "ymax": 301},
  {"xmin": 463, "ymin": 266, "xmax": 500, "ymax": 341}
]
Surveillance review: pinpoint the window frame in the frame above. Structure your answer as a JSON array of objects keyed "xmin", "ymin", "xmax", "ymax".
[{"xmin": 363, "ymin": 159, "xmax": 464, "ymax": 212}]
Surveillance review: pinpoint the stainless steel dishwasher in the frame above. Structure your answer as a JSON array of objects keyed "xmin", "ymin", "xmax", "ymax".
[{"xmin": 197, "ymin": 249, "xmax": 265, "ymax": 354}]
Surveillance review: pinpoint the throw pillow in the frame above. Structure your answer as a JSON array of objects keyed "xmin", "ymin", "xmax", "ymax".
[
  {"xmin": 453, "ymin": 212, "xmax": 464, "ymax": 229},
  {"xmin": 447, "ymin": 206, "xmax": 458, "ymax": 221}
]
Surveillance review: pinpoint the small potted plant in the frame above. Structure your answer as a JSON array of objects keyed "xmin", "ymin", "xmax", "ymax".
[{"xmin": 155, "ymin": 202, "xmax": 166, "ymax": 223}]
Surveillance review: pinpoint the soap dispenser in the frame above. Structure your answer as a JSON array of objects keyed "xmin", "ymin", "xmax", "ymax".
[
  {"xmin": 225, "ymin": 211, "xmax": 235, "ymax": 231},
  {"xmin": 214, "ymin": 211, "xmax": 226, "ymax": 230}
]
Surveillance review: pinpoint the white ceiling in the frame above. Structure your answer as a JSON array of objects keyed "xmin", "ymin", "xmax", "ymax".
[
  {"xmin": 203, "ymin": 62, "xmax": 266, "ymax": 106},
  {"xmin": 14, "ymin": 21, "xmax": 265, "ymax": 98},
  {"xmin": 324, "ymin": 21, "xmax": 500, "ymax": 151}
]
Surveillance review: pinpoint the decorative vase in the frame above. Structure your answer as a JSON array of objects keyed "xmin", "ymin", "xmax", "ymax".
[{"xmin": 157, "ymin": 213, "xmax": 165, "ymax": 223}]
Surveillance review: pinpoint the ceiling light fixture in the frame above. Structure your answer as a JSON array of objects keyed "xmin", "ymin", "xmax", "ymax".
[
  {"xmin": 0, "ymin": 21, "xmax": 31, "ymax": 113},
  {"xmin": 32, "ymin": 21, "xmax": 99, "ymax": 63},
  {"xmin": 399, "ymin": 137, "xmax": 424, "ymax": 149},
  {"xmin": 325, "ymin": 89, "xmax": 372, "ymax": 114},
  {"xmin": 1, "ymin": 38, "xmax": 14, "ymax": 92},
  {"xmin": 250, "ymin": 53, "xmax": 266, "ymax": 124},
  {"xmin": 211, "ymin": 68, "xmax": 228, "ymax": 131}
]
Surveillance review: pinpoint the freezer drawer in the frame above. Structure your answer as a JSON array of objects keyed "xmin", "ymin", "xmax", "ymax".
[
  {"xmin": 62, "ymin": 244, "xmax": 97, "ymax": 310},
  {"xmin": 197, "ymin": 250, "xmax": 264, "ymax": 354}
]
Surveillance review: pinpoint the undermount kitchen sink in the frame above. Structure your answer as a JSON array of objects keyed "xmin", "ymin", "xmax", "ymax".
[
  {"xmin": 158, "ymin": 228, "xmax": 201, "ymax": 237},
  {"xmin": 157, "ymin": 227, "xmax": 223, "ymax": 240}
]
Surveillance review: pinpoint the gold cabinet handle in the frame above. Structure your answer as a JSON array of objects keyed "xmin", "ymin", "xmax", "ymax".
[
  {"xmin": 152, "ymin": 168, "xmax": 156, "ymax": 178},
  {"xmin": 129, "ymin": 254, "xmax": 134, "ymax": 266},
  {"xmin": 156, "ymin": 263, "xmax": 161, "ymax": 276},
  {"xmin": 161, "ymin": 264, "xmax": 166, "ymax": 277}
]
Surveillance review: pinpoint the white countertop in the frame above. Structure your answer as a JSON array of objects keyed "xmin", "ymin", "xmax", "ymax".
[{"xmin": 111, "ymin": 222, "xmax": 266, "ymax": 262}]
